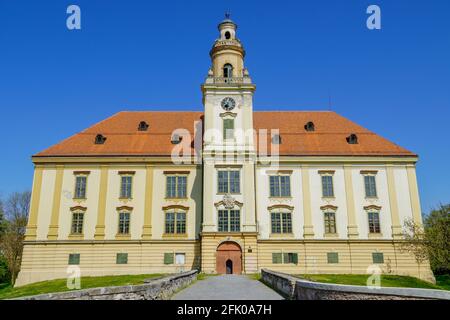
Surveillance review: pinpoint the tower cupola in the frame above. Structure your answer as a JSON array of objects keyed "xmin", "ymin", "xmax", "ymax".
[{"xmin": 207, "ymin": 13, "xmax": 250, "ymax": 84}]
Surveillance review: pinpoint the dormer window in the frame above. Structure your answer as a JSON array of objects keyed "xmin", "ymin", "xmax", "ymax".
[
  {"xmin": 346, "ymin": 134, "xmax": 358, "ymax": 144},
  {"xmin": 138, "ymin": 121, "xmax": 149, "ymax": 131},
  {"xmin": 223, "ymin": 64, "xmax": 233, "ymax": 78},
  {"xmin": 272, "ymin": 134, "xmax": 281, "ymax": 144},
  {"xmin": 171, "ymin": 134, "xmax": 182, "ymax": 144},
  {"xmin": 304, "ymin": 121, "xmax": 315, "ymax": 132},
  {"xmin": 95, "ymin": 134, "xmax": 106, "ymax": 145}
]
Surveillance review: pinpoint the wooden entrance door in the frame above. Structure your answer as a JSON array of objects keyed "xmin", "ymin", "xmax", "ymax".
[{"xmin": 216, "ymin": 241, "xmax": 242, "ymax": 274}]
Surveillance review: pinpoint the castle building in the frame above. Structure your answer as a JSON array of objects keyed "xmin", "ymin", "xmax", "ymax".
[{"xmin": 16, "ymin": 16, "xmax": 433, "ymax": 286}]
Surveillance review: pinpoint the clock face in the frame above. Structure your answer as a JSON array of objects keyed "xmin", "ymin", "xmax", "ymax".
[{"xmin": 221, "ymin": 97, "xmax": 236, "ymax": 111}]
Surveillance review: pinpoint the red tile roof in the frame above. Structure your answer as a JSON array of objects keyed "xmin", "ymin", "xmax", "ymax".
[{"xmin": 34, "ymin": 111, "xmax": 415, "ymax": 157}]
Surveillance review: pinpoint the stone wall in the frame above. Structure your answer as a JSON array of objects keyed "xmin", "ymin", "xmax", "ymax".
[
  {"xmin": 261, "ymin": 269, "xmax": 450, "ymax": 300},
  {"xmin": 15, "ymin": 270, "xmax": 198, "ymax": 300}
]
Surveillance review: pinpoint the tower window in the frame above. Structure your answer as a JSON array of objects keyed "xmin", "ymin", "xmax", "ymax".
[
  {"xmin": 224, "ymin": 31, "xmax": 231, "ymax": 39},
  {"xmin": 94, "ymin": 134, "xmax": 106, "ymax": 144},
  {"xmin": 346, "ymin": 134, "xmax": 358, "ymax": 144},
  {"xmin": 138, "ymin": 121, "xmax": 149, "ymax": 131},
  {"xmin": 223, "ymin": 64, "xmax": 233, "ymax": 78},
  {"xmin": 304, "ymin": 122, "xmax": 315, "ymax": 132}
]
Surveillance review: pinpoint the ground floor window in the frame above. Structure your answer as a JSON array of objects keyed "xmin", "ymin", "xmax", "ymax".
[
  {"xmin": 175, "ymin": 253, "xmax": 186, "ymax": 265},
  {"xmin": 116, "ymin": 253, "xmax": 128, "ymax": 264},
  {"xmin": 372, "ymin": 252, "xmax": 384, "ymax": 264},
  {"xmin": 68, "ymin": 253, "xmax": 80, "ymax": 265},
  {"xmin": 327, "ymin": 252, "xmax": 339, "ymax": 264},
  {"xmin": 272, "ymin": 252, "xmax": 298, "ymax": 264},
  {"xmin": 218, "ymin": 209, "xmax": 240, "ymax": 232}
]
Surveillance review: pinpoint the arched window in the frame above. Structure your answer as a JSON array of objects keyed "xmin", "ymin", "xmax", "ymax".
[
  {"xmin": 223, "ymin": 64, "xmax": 233, "ymax": 78},
  {"xmin": 225, "ymin": 31, "xmax": 231, "ymax": 39}
]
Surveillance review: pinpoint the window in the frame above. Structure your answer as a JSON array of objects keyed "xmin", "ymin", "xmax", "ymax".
[
  {"xmin": 271, "ymin": 134, "xmax": 281, "ymax": 144},
  {"xmin": 94, "ymin": 134, "xmax": 106, "ymax": 144},
  {"xmin": 166, "ymin": 175, "xmax": 187, "ymax": 198},
  {"xmin": 321, "ymin": 175, "xmax": 334, "ymax": 197},
  {"xmin": 368, "ymin": 211, "xmax": 381, "ymax": 233},
  {"xmin": 223, "ymin": 118, "xmax": 234, "ymax": 140},
  {"xmin": 71, "ymin": 212, "xmax": 84, "ymax": 234},
  {"xmin": 138, "ymin": 121, "xmax": 149, "ymax": 131},
  {"xmin": 223, "ymin": 63, "xmax": 233, "ymax": 78},
  {"xmin": 74, "ymin": 176, "xmax": 87, "ymax": 199},
  {"xmin": 116, "ymin": 253, "xmax": 128, "ymax": 264},
  {"xmin": 120, "ymin": 175, "xmax": 133, "ymax": 199},
  {"xmin": 224, "ymin": 31, "xmax": 231, "ymax": 39},
  {"xmin": 283, "ymin": 253, "xmax": 298, "ymax": 264},
  {"xmin": 324, "ymin": 212, "xmax": 337, "ymax": 234},
  {"xmin": 165, "ymin": 211, "xmax": 186, "ymax": 234},
  {"xmin": 68, "ymin": 254, "xmax": 80, "ymax": 265},
  {"xmin": 304, "ymin": 121, "xmax": 315, "ymax": 132},
  {"xmin": 364, "ymin": 175, "xmax": 377, "ymax": 197},
  {"xmin": 272, "ymin": 252, "xmax": 298, "ymax": 264},
  {"xmin": 171, "ymin": 133, "xmax": 182, "ymax": 144},
  {"xmin": 269, "ymin": 175, "xmax": 291, "ymax": 197},
  {"xmin": 217, "ymin": 170, "xmax": 240, "ymax": 194},
  {"xmin": 218, "ymin": 209, "xmax": 240, "ymax": 232},
  {"xmin": 372, "ymin": 252, "xmax": 384, "ymax": 264},
  {"xmin": 327, "ymin": 252, "xmax": 339, "ymax": 264},
  {"xmin": 164, "ymin": 252, "xmax": 174, "ymax": 265},
  {"xmin": 175, "ymin": 253, "xmax": 186, "ymax": 265},
  {"xmin": 272, "ymin": 253, "xmax": 282, "ymax": 264},
  {"xmin": 118, "ymin": 212, "xmax": 130, "ymax": 234},
  {"xmin": 271, "ymin": 212, "xmax": 292, "ymax": 234},
  {"xmin": 346, "ymin": 134, "xmax": 358, "ymax": 144}
]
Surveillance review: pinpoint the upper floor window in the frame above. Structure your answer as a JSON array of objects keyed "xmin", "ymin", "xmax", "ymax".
[
  {"xmin": 166, "ymin": 175, "xmax": 187, "ymax": 198},
  {"xmin": 324, "ymin": 212, "xmax": 336, "ymax": 234},
  {"xmin": 74, "ymin": 175, "xmax": 87, "ymax": 199},
  {"xmin": 218, "ymin": 209, "xmax": 240, "ymax": 232},
  {"xmin": 223, "ymin": 63, "xmax": 233, "ymax": 78},
  {"xmin": 271, "ymin": 134, "xmax": 281, "ymax": 144},
  {"xmin": 71, "ymin": 211, "xmax": 84, "ymax": 235},
  {"xmin": 368, "ymin": 211, "xmax": 381, "ymax": 233},
  {"xmin": 321, "ymin": 175, "xmax": 334, "ymax": 197},
  {"xmin": 269, "ymin": 175, "xmax": 291, "ymax": 197},
  {"xmin": 364, "ymin": 175, "xmax": 377, "ymax": 198},
  {"xmin": 118, "ymin": 211, "xmax": 131, "ymax": 234},
  {"xmin": 120, "ymin": 175, "xmax": 133, "ymax": 199},
  {"xmin": 165, "ymin": 211, "xmax": 186, "ymax": 234},
  {"xmin": 218, "ymin": 170, "xmax": 240, "ymax": 194},
  {"xmin": 223, "ymin": 118, "xmax": 235, "ymax": 140},
  {"xmin": 271, "ymin": 211, "xmax": 292, "ymax": 234}
]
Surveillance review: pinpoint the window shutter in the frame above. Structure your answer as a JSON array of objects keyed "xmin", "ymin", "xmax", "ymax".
[
  {"xmin": 327, "ymin": 252, "xmax": 339, "ymax": 264},
  {"xmin": 164, "ymin": 252, "xmax": 174, "ymax": 265},
  {"xmin": 116, "ymin": 253, "xmax": 128, "ymax": 264},
  {"xmin": 272, "ymin": 253, "xmax": 282, "ymax": 264},
  {"xmin": 68, "ymin": 254, "xmax": 80, "ymax": 265},
  {"xmin": 372, "ymin": 252, "xmax": 384, "ymax": 264}
]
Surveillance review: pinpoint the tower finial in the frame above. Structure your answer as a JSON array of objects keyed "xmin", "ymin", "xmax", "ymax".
[{"xmin": 225, "ymin": 11, "xmax": 231, "ymax": 20}]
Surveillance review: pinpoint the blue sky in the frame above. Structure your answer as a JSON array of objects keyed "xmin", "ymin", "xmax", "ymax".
[{"xmin": 0, "ymin": 0, "xmax": 448, "ymax": 213}]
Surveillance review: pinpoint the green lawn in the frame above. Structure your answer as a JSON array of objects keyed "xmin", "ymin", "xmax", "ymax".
[
  {"xmin": 0, "ymin": 274, "xmax": 164, "ymax": 300},
  {"xmin": 296, "ymin": 274, "xmax": 449, "ymax": 291}
]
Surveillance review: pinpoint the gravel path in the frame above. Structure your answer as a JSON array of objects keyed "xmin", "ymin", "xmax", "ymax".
[{"xmin": 171, "ymin": 275, "xmax": 284, "ymax": 300}]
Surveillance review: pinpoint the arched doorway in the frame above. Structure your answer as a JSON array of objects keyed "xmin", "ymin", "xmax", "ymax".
[{"xmin": 216, "ymin": 241, "xmax": 242, "ymax": 274}]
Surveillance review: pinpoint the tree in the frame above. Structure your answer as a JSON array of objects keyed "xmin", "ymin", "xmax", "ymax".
[
  {"xmin": 0, "ymin": 197, "xmax": 10, "ymax": 284},
  {"xmin": 424, "ymin": 204, "xmax": 450, "ymax": 274},
  {"xmin": 399, "ymin": 218, "xmax": 429, "ymax": 279},
  {"xmin": 0, "ymin": 191, "xmax": 31, "ymax": 285}
]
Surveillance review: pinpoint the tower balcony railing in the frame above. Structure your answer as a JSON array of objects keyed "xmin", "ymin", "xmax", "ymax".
[{"xmin": 213, "ymin": 76, "xmax": 244, "ymax": 84}]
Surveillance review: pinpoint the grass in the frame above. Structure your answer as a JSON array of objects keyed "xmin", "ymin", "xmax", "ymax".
[
  {"xmin": 197, "ymin": 273, "xmax": 219, "ymax": 281},
  {"xmin": 0, "ymin": 274, "xmax": 163, "ymax": 300},
  {"xmin": 247, "ymin": 273, "xmax": 261, "ymax": 281},
  {"xmin": 296, "ymin": 274, "xmax": 449, "ymax": 291}
]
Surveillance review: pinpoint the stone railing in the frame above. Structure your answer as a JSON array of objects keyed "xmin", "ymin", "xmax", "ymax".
[
  {"xmin": 14, "ymin": 270, "xmax": 198, "ymax": 300},
  {"xmin": 261, "ymin": 269, "xmax": 450, "ymax": 300},
  {"xmin": 213, "ymin": 76, "xmax": 244, "ymax": 84}
]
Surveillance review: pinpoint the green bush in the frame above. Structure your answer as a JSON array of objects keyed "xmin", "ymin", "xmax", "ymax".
[{"xmin": 0, "ymin": 254, "xmax": 10, "ymax": 285}]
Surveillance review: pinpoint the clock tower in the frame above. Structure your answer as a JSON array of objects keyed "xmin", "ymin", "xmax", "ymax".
[{"xmin": 200, "ymin": 14, "xmax": 258, "ymax": 274}]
